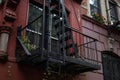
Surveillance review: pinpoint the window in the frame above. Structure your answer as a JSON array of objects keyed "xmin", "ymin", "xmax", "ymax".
[
  {"xmin": 25, "ymin": 3, "xmax": 58, "ymax": 52},
  {"xmin": 0, "ymin": 0, "xmax": 1, "ymax": 3},
  {"xmin": 90, "ymin": 0, "xmax": 101, "ymax": 15},
  {"xmin": 26, "ymin": 3, "xmax": 43, "ymax": 48},
  {"xmin": 28, "ymin": 3, "xmax": 57, "ymax": 38},
  {"xmin": 28, "ymin": 3, "xmax": 43, "ymax": 33},
  {"xmin": 109, "ymin": 0, "xmax": 118, "ymax": 22}
]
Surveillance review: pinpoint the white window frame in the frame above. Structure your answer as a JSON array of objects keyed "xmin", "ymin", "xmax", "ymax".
[
  {"xmin": 27, "ymin": 3, "xmax": 58, "ymax": 41},
  {"xmin": 87, "ymin": 0, "xmax": 107, "ymax": 20}
]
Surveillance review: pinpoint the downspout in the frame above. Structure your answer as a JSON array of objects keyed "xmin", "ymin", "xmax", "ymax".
[
  {"xmin": 105, "ymin": 0, "xmax": 110, "ymax": 25},
  {"xmin": 105, "ymin": 0, "xmax": 115, "ymax": 51},
  {"xmin": 105, "ymin": 0, "xmax": 112, "ymax": 36},
  {"xmin": 0, "ymin": 0, "xmax": 20, "ymax": 60}
]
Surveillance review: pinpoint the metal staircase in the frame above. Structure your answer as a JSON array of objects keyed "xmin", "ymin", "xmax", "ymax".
[
  {"xmin": 16, "ymin": 0, "xmax": 100, "ymax": 74},
  {"xmin": 53, "ymin": 0, "xmax": 78, "ymax": 57},
  {"xmin": 44, "ymin": 0, "xmax": 80, "ymax": 73}
]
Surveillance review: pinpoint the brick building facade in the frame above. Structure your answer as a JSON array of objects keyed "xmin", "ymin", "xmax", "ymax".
[{"xmin": 0, "ymin": 0, "xmax": 120, "ymax": 80}]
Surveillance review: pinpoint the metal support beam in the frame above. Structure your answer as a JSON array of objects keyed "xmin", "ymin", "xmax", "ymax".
[{"xmin": 41, "ymin": 0, "xmax": 46, "ymax": 59}]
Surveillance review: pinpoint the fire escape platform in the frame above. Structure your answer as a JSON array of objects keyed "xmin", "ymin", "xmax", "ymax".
[
  {"xmin": 62, "ymin": 56, "xmax": 100, "ymax": 74},
  {"xmin": 16, "ymin": 37, "xmax": 100, "ymax": 74},
  {"xmin": 16, "ymin": 0, "xmax": 100, "ymax": 74},
  {"xmin": 16, "ymin": 27, "xmax": 101, "ymax": 73}
]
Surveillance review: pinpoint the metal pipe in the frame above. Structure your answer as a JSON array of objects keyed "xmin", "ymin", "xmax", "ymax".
[
  {"xmin": 95, "ymin": 41, "xmax": 98, "ymax": 64},
  {"xmin": 105, "ymin": 0, "xmax": 111, "ymax": 25},
  {"xmin": 41, "ymin": 0, "xmax": 46, "ymax": 58},
  {"xmin": 60, "ymin": 0, "xmax": 66, "ymax": 61},
  {"xmin": 48, "ymin": 0, "xmax": 52, "ymax": 54}
]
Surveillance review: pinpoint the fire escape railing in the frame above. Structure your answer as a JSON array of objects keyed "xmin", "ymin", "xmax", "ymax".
[
  {"xmin": 67, "ymin": 27, "xmax": 98, "ymax": 64},
  {"xmin": 16, "ymin": 23, "xmax": 99, "ymax": 72},
  {"xmin": 16, "ymin": 21, "xmax": 99, "ymax": 64}
]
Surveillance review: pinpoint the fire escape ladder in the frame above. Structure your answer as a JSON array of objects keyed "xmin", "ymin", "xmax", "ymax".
[
  {"xmin": 48, "ymin": 0, "xmax": 100, "ymax": 74},
  {"xmin": 45, "ymin": 0, "xmax": 64, "ymax": 73},
  {"xmin": 45, "ymin": 0, "xmax": 79, "ymax": 73},
  {"xmin": 52, "ymin": 0, "xmax": 78, "ymax": 57}
]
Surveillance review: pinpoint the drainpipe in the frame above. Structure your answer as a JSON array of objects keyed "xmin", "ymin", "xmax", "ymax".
[
  {"xmin": 105, "ymin": 0, "xmax": 113, "ymax": 51},
  {"xmin": 105, "ymin": 0, "xmax": 110, "ymax": 25},
  {"xmin": 105, "ymin": 0, "xmax": 112, "ymax": 40}
]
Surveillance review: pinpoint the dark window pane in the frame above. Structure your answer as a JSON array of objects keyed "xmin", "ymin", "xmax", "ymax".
[
  {"xmin": 109, "ymin": 0, "xmax": 118, "ymax": 22},
  {"xmin": 90, "ymin": 0, "xmax": 101, "ymax": 15},
  {"xmin": 28, "ymin": 3, "xmax": 43, "ymax": 33},
  {"xmin": 26, "ymin": 3, "xmax": 58, "ymax": 52},
  {"xmin": 23, "ymin": 3, "xmax": 43, "ymax": 51},
  {"xmin": 102, "ymin": 53, "xmax": 120, "ymax": 80}
]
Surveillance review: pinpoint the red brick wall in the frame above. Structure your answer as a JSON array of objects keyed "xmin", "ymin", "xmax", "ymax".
[
  {"xmin": 0, "ymin": 0, "xmax": 119, "ymax": 80},
  {"xmin": 0, "ymin": 0, "xmax": 83, "ymax": 80}
]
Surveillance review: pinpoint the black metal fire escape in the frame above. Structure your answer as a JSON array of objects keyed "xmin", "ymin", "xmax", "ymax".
[{"xmin": 16, "ymin": 0, "xmax": 100, "ymax": 74}]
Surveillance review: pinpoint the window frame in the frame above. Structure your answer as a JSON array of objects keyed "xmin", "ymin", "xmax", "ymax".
[
  {"xmin": 27, "ymin": 3, "xmax": 58, "ymax": 40},
  {"xmin": 24, "ymin": 2, "xmax": 59, "ymax": 52},
  {"xmin": 109, "ymin": 0, "xmax": 118, "ymax": 22}
]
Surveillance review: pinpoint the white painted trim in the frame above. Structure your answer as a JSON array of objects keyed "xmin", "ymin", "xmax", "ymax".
[
  {"xmin": 26, "ymin": 28, "xmax": 58, "ymax": 40},
  {"xmin": 81, "ymin": 5, "xmax": 87, "ymax": 10},
  {"xmin": 87, "ymin": 0, "xmax": 91, "ymax": 17},
  {"xmin": 100, "ymin": 0, "xmax": 107, "ymax": 19},
  {"xmin": 87, "ymin": 0, "xmax": 106, "ymax": 17},
  {"xmin": 115, "ymin": 0, "xmax": 120, "ymax": 20}
]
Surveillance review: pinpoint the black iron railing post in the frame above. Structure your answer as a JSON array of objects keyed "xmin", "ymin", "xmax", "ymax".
[
  {"xmin": 17, "ymin": 25, "xmax": 22, "ymax": 37},
  {"xmin": 95, "ymin": 40, "xmax": 98, "ymax": 64},
  {"xmin": 60, "ymin": 0, "xmax": 66, "ymax": 62},
  {"xmin": 48, "ymin": 0, "xmax": 52, "ymax": 56},
  {"xmin": 41, "ymin": 0, "xmax": 46, "ymax": 59}
]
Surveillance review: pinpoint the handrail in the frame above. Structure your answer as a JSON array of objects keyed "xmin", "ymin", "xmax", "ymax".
[
  {"xmin": 65, "ymin": 26, "xmax": 98, "ymax": 41},
  {"xmin": 78, "ymin": 40, "xmax": 96, "ymax": 47}
]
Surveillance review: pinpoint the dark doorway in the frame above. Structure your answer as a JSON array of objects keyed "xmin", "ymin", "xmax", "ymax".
[{"xmin": 102, "ymin": 51, "xmax": 120, "ymax": 80}]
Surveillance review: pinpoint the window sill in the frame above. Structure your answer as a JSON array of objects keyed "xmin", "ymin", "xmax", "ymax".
[{"xmin": 81, "ymin": 5, "xmax": 87, "ymax": 10}]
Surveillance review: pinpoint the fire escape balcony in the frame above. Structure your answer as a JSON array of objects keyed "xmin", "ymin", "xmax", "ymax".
[
  {"xmin": 16, "ymin": 25, "xmax": 100, "ymax": 74},
  {"xmin": 15, "ymin": 0, "xmax": 100, "ymax": 74}
]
